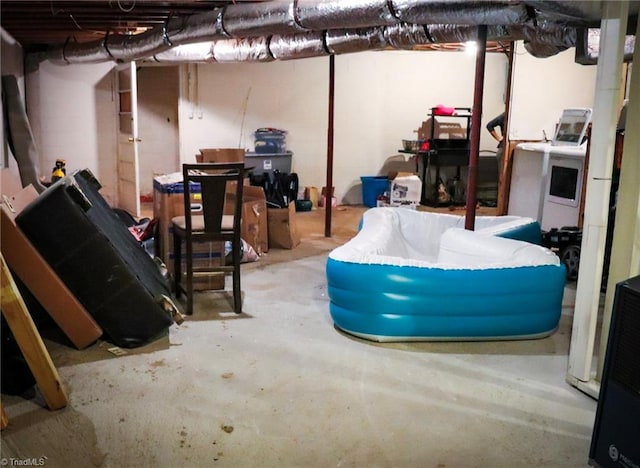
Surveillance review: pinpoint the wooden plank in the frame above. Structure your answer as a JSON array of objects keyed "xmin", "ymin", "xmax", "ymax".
[
  {"xmin": 1, "ymin": 255, "xmax": 68, "ymax": 411},
  {"xmin": 1, "ymin": 403, "xmax": 8, "ymax": 430}
]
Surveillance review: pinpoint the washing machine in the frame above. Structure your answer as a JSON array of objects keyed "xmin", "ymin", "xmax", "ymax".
[
  {"xmin": 541, "ymin": 145, "xmax": 587, "ymax": 230},
  {"xmin": 508, "ymin": 108, "xmax": 592, "ymax": 230},
  {"xmin": 508, "ymin": 141, "xmax": 553, "ymax": 222}
]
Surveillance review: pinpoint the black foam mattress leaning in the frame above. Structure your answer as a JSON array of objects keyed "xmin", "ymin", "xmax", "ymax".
[{"xmin": 15, "ymin": 169, "xmax": 174, "ymax": 348}]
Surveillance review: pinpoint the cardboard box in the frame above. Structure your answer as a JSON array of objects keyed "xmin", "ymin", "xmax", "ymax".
[
  {"xmin": 1, "ymin": 185, "xmax": 103, "ymax": 349},
  {"xmin": 153, "ymin": 174, "xmax": 268, "ymax": 287},
  {"xmin": 267, "ymin": 202, "xmax": 300, "ymax": 249},
  {"xmin": 197, "ymin": 148, "xmax": 245, "ymax": 163},
  {"xmin": 388, "ymin": 172, "xmax": 421, "ymax": 205},
  {"xmin": 153, "ymin": 173, "xmax": 225, "ymax": 291},
  {"xmin": 225, "ymin": 184, "xmax": 269, "ymax": 256}
]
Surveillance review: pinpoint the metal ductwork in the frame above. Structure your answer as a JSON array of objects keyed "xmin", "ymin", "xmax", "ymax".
[
  {"xmin": 295, "ymin": 0, "xmax": 398, "ymax": 30},
  {"xmin": 221, "ymin": 1, "xmax": 303, "ymax": 37},
  {"xmin": 52, "ymin": 9, "xmax": 228, "ymax": 64},
  {"xmin": 269, "ymin": 31, "xmax": 329, "ymax": 60},
  {"xmin": 391, "ymin": 0, "xmax": 530, "ymax": 25},
  {"xmin": 383, "ymin": 23, "xmax": 431, "ymax": 49},
  {"xmin": 426, "ymin": 24, "xmax": 511, "ymax": 43},
  {"xmin": 213, "ymin": 37, "xmax": 274, "ymax": 62},
  {"xmin": 40, "ymin": 0, "xmax": 615, "ymax": 65},
  {"xmin": 325, "ymin": 27, "xmax": 388, "ymax": 55}
]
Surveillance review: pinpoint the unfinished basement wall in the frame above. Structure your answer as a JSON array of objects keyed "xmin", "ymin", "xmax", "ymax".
[
  {"xmin": 510, "ymin": 41, "xmax": 598, "ymax": 141},
  {"xmin": 179, "ymin": 50, "xmax": 508, "ymax": 204},
  {"xmin": 25, "ymin": 61, "xmax": 118, "ymax": 204}
]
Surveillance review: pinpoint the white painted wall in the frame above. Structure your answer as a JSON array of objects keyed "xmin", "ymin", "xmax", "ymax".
[
  {"xmin": 25, "ymin": 61, "xmax": 118, "ymax": 204},
  {"xmin": 510, "ymin": 41, "xmax": 598, "ymax": 141},
  {"xmin": 16, "ymin": 43, "xmax": 598, "ymax": 207},
  {"xmin": 179, "ymin": 50, "xmax": 509, "ymax": 203}
]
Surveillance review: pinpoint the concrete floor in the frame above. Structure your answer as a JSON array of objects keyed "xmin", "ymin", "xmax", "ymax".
[{"xmin": 1, "ymin": 206, "xmax": 597, "ymax": 467}]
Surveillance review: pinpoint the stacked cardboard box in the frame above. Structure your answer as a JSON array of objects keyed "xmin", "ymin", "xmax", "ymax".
[
  {"xmin": 153, "ymin": 173, "xmax": 269, "ymax": 288},
  {"xmin": 197, "ymin": 148, "xmax": 245, "ymax": 164}
]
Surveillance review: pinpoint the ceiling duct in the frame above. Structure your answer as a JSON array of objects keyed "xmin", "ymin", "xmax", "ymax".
[
  {"xmin": 426, "ymin": 24, "xmax": 511, "ymax": 43},
  {"xmin": 51, "ymin": 9, "xmax": 227, "ymax": 64},
  {"xmin": 269, "ymin": 32, "xmax": 328, "ymax": 60},
  {"xmin": 165, "ymin": 9, "xmax": 228, "ymax": 44},
  {"xmin": 508, "ymin": 20, "xmax": 577, "ymax": 57},
  {"xmin": 213, "ymin": 37, "xmax": 275, "ymax": 62},
  {"xmin": 296, "ymin": 0, "xmax": 398, "ymax": 30},
  {"xmin": 524, "ymin": 0, "xmax": 604, "ymax": 25},
  {"xmin": 523, "ymin": 40, "xmax": 569, "ymax": 57},
  {"xmin": 40, "ymin": 0, "xmax": 609, "ymax": 65},
  {"xmin": 152, "ymin": 42, "xmax": 215, "ymax": 63},
  {"xmin": 325, "ymin": 27, "xmax": 388, "ymax": 54},
  {"xmin": 514, "ymin": 22, "xmax": 577, "ymax": 47},
  {"xmin": 383, "ymin": 23, "xmax": 431, "ymax": 48},
  {"xmin": 222, "ymin": 1, "xmax": 304, "ymax": 37},
  {"xmin": 391, "ymin": 0, "xmax": 530, "ymax": 25}
]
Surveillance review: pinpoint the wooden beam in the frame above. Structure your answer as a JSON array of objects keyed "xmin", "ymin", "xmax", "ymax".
[
  {"xmin": 1, "ymin": 403, "xmax": 8, "ymax": 430},
  {"xmin": 0, "ymin": 255, "xmax": 68, "ymax": 411}
]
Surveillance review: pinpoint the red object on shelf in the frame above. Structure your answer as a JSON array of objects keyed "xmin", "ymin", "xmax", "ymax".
[
  {"xmin": 420, "ymin": 141, "xmax": 430, "ymax": 151},
  {"xmin": 433, "ymin": 104, "xmax": 456, "ymax": 116}
]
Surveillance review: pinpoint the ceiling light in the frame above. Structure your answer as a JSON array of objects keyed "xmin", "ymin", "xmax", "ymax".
[{"xmin": 464, "ymin": 40, "xmax": 477, "ymax": 56}]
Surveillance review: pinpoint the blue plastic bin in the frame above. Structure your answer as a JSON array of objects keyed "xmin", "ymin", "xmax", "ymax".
[{"xmin": 360, "ymin": 176, "xmax": 389, "ymax": 208}]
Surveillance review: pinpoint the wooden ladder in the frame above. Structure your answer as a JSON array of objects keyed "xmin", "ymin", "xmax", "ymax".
[{"xmin": 1, "ymin": 254, "xmax": 68, "ymax": 429}]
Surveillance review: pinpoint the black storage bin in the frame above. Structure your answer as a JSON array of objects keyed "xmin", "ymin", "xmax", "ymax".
[{"xmin": 15, "ymin": 170, "xmax": 174, "ymax": 348}]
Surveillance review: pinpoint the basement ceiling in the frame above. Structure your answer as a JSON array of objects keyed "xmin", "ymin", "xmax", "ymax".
[
  {"xmin": 1, "ymin": 1, "xmax": 638, "ymax": 64},
  {"xmin": 1, "ymin": 1, "xmax": 263, "ymax": 51}
]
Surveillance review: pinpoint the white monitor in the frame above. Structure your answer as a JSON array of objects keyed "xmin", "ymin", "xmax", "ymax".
[{"xmin": 551, "ymin": 108, "xmax": 592, "ymax": 147}]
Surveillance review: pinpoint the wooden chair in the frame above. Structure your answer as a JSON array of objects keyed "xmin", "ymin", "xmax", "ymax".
[{"xmin": 172, "ymin": 162, "xmax": 245, "ymax": 315}]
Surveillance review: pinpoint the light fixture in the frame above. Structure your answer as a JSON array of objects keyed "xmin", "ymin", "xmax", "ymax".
[{"xmin": 464, "ymin": 40, "xmax": 478, "ymax": 56}]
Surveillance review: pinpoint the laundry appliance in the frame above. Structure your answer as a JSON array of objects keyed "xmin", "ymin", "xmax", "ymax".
[
  {"xmin": 508, "ymin": 141, "xmax": 553, "ymax": 224},
  {"xmin": 508, "ymin": 108, "xmax": 592, "ymax": 231},
  {"xmin": 542, "ymin": 145, "xmax": 586, "ymax": 230}
]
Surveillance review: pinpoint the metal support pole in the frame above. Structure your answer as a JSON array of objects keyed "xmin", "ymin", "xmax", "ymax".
[
  {"xmin": 325, "ymin": 54, "xmax": 335, "ymax": 238},
  {"xmin": 464, "ymin": 25, "xmax": 487, "ymax": 230}
]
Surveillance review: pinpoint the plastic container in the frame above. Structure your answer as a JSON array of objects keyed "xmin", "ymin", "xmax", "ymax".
[
  {"xmin": 245, "ymin": 151, "xmax": 292, "ymax": 178},
  {"xmin": 254, "ymin": 128, "xmax": 287, "ymax": 154},
  {"xmin": 360, "ymin": 176, "xmax": 389, "ymax": 208}
]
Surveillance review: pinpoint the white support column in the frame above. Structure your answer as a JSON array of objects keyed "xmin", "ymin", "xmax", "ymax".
[
  {"xmin": 567, "ymin": 1, "xmax": 629, "ymax": 394},
  {"xmin": 597, "ymin": 19, "xmax": 640, "ymax": 379}
]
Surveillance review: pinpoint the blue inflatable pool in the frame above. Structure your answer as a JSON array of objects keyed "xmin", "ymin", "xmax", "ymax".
[{"xmin": 326, "ymin": 208, "xmax": 566, "ymax": 341}]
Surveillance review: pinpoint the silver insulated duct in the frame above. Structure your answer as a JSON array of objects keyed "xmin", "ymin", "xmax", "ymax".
[{"xmin": 42, "ymin": 0, "xmax": 605, "ymax": 65}]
